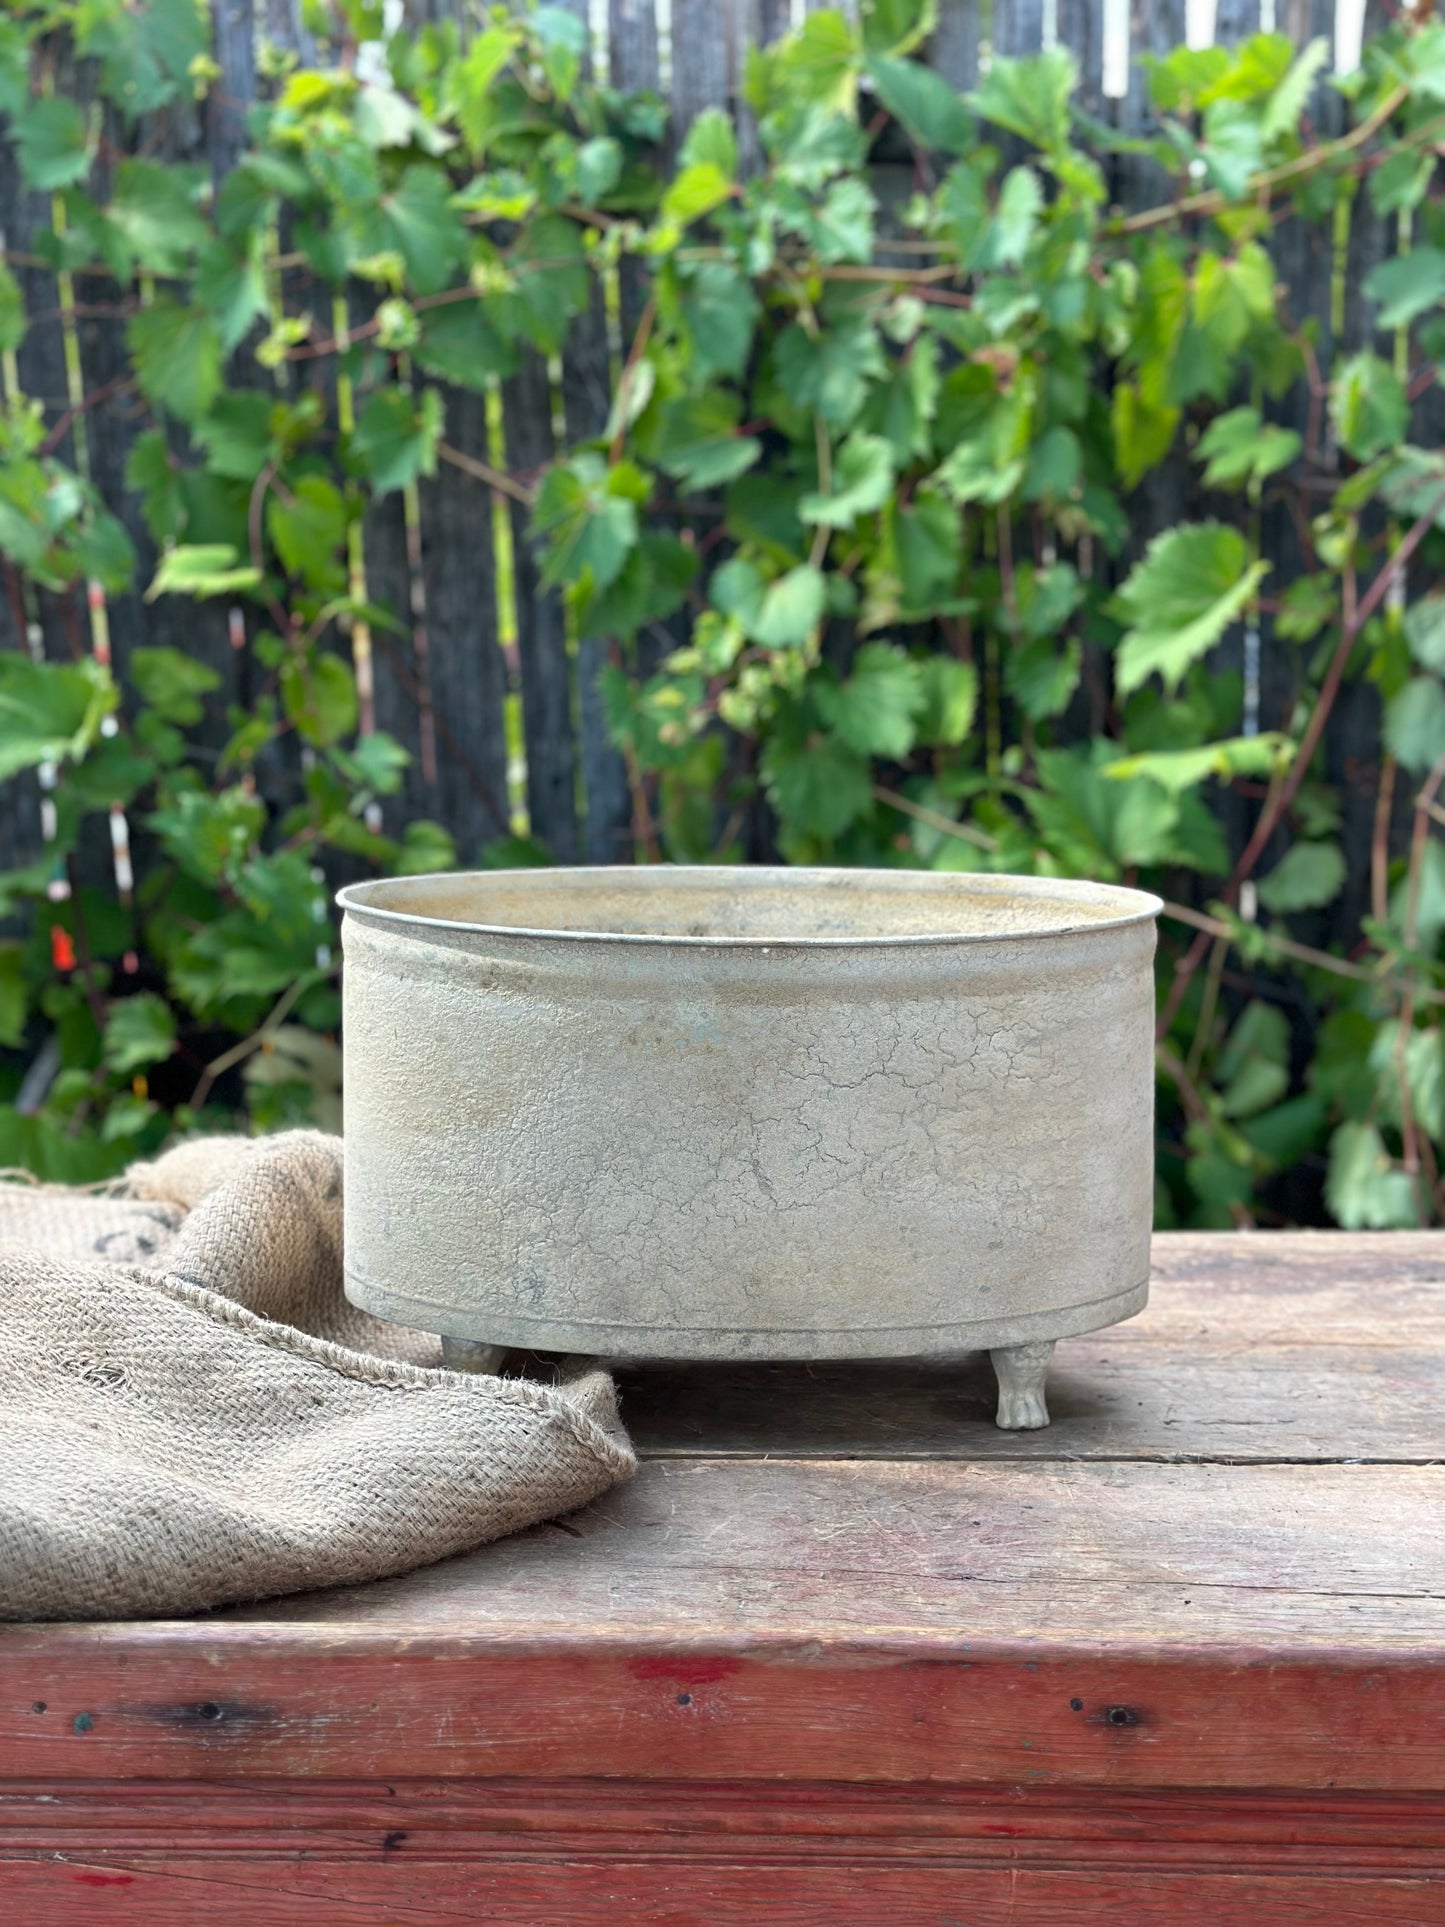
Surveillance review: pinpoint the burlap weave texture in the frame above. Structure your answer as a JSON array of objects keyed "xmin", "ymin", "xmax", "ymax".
[{"xmin": 0, "ymin": 1131, "xmax": 634, "ymax": 1619}]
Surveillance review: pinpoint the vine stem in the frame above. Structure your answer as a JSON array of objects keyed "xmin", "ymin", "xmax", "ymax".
[
  {"xmin": 624, "ymin": 741, "xmax": 662, "ymax": 864},
  {"xmin": 371, "ymin": 630, "xmax": 510, "ymax": 834},
  {"xmin": 189, "ymin": 974, "xmax": 315, "ymax": 1113},
  {"xmin": 1405, "ymin": 752, "xmax": 1445, "ymax": 965},
  {"xmin": 52, "ymin": 190, "xmax": 135, "ymax": 927},
  {"xmin": 437, "ymin": 439, "xmax": 536, "ymax": 507},
  {"xmin": 332, "ymin": 293, "xmax": 376, "ymax": 749},
  {"xmin": 609, "ymin": 293, "xmax": 656, "ymax": 465},
  {"xmin": 1396, "ymin": 753, "xmax": 1445, "ymax": 1221},
  {"xmin": 872, "ymin": 784, "xmax": 998, "ymax": 850},
  {"xmin": 1155, "ymin": 1041, "xmax": 1253, "ymax": 1227},
  {"xmin": 1372, "ymin": 756, "xmax": 1398, "ymax": 927},
  {"xmin": 1157, "ymin": 481, "xmax": 1445, "ymax": 1041},
  {"xmin": 38, "ymin": 375, "xmax": 134, "ymax": 458},
  {"xmin": 1110, "ymin": 84, "xmax": 1411, "ymax": 237}
]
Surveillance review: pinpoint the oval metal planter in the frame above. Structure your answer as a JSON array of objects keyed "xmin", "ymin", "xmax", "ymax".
[{"xmin": 338, "ymin": 868, "xmax": 1160, "ymax": 1427}]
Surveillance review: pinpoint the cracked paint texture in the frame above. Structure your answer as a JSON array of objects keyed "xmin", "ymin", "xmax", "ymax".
[{"xmin": 339, "ymin": 869, "xmax": 1157, "ymax": 1359}]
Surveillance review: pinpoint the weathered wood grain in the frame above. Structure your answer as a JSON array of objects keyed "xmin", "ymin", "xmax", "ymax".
[
  {"xmin": 1, "ymin": 1857, "xmax": 1441, "ymax": 1926},
  {"xmin": 6, "ymin": 1777, "xmax": 1444, "ymax": 1856},
  {"xmin": 617, "ymin": 1230, "xmax": 1445, "ymax": 1463},
  {"xmin": 2, "ymin": 1608, "xmax": 1443, "ymax": 1786},
  {"xmin": 4, "ymin": 1781, "xmax": 1445, "ymax": 1920},
  {"xmin": 210, "ymin": 1456, "xmax": 1445, "ymax": 1646},
  {"xmin": 0, "ymin": 1234, "xmax": 1443, "ymax": 1919}
]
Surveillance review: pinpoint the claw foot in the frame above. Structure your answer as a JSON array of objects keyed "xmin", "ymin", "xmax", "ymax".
[
  {"xmin": 440, "ymin": 1336, "xmax": 510, "ymax": 1375},
  {"xmin": 990, "ymin": 1340, "xmax": 1055, "ymax": 1430}
]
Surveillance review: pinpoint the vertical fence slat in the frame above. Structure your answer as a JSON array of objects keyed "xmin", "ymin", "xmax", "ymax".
[
  {"xmin": 547, "ymin": 0, "xmax": 633, "ymax": 864},
  {"xmin": 929, "ymin": 0, "xmax": 982, "ymax": 92},
  {"xmin": 993, "ymin": 0, "xmax": 1047, "ymax": 60},
  {"xmin": 1312, "ymin": 0, "xmax": 1392, "ymax": 944},
  {"xmin": 669, "ymin": 0, "xmax": 736, "ymax": 136},
  {"xmin": 263, "ymin": 0, "xmax": 316, "ymax": 63},
  {"xmin": 503, "ymin": 352, "xmax": 580, "ymax": 861},
  {"xmin": 610, "ymin": 0, "xmax": 661, "ymax": 88},
  {"xmin": 1211, "ymin": 0, "xmax": 1260, "ymax": 44},
  {"xmin": 209, "ymin": 0, "xmax": 255, "ymax": 181},
  {"xmin": 1122, "ymin": 0, "xmax": 1187, "ymax": 133},
  {"xmin": 1056, "ymin": 0, "xmax": 1105, "ymax": 113},
  {"xmin": 413, "ymin": 416, "xmax": 512, "ymax": 857}
]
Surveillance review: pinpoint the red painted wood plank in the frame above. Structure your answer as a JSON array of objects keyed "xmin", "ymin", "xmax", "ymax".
[
  {"xmin": 2, "ymin": 1641, "xmax": 1443, "ymax": 1789},
  {"xmin": 3, "ymin": 1779, "xmax": 1444, "ymax": 1863},
  {"xmin": 2, "ymin": 1854, "xmax": 1441, "ymax": 1926}
]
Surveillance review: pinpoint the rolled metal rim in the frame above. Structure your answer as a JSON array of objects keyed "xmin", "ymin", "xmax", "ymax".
[{"xmin": 337, "ymin": 866, "xmax": 1163, "ymax": 951}]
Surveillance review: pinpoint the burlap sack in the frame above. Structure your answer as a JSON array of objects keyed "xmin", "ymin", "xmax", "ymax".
[{"xmin": 0, "ymin": 1131, "xmax": 635, "ymax": 1620}]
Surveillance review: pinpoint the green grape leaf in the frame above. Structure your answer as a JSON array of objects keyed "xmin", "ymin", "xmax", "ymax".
[
  {"xmin": 1256, "ymin": 839, "xmax": 1347, "ymax": 912},
  {"xmin": 127, "ymin": 298, "xmax": 223, "ymax": 423},
  {"xmin": 1006, "ymin": 635, "xmax": 1082, "ymax": 721},
  {"xmin": 108, "ymin": 159, "xmax": 209, "ymax": 273},
  {"xmin": 1331, "ymin": 353, "xmax": 1408, "ymax": 461},
  {"xmin": 862, "ymin": 0, "xmax": 937, "ymax": 59},
  {"xmin": 103, "ymin": 994, "xmax": 177, "ymax": 1077},
  {"xmin": 678, "ymin": 262, "xmax": 761, "ymax": 383},
  {"xmin": 146, "ymin": 543, "xmax": 262, "ymax": 600},
  {"xmin": 282, "ymin": 651, "xmax": 358, "ymax": 747},
  {"xmin": 1114, "ymin": 523, "xmax": 1269, "ymax": 696},
  {"xmin": 0, "ymin": 655, "xmax": 115, "ymax": 781},
  {"xmin": 661, "ymin": 161, "xmax": 736, "ymax": 228},
  {"xmin": 129, "ymin": 645, "xmax": 222, "ymax": 726},
  {"xmin": 762, "ymin": 732, "xmax": 873, "ymax": 838},
  {"xmin": 533, "ymin": 453, "xmax": 646, "ymax": 593},
  {"xmin": 869, "ymin": 54, "xmax": 972, "ymax": 153},
  {"xmin": 800, "ymin": 432, "xmax": 895, "ymax": 529},
  {"xmin": 1326, "ymin": 1121, "xmax": 1420, "ymax": 1229},
  {"xmin": 914, "ymin": 656, "xmax": 977, "ymax": 745},
  {"xmin": 14, "ymin": 98, "xmax": 92, "ymax": 190},
  {"xmin": 773, "ymin": 313, "xmax": 885, "ymax": 426},
  {"xmin": 1384, "ymin": 674, "xmax": 1445, "ymax": 774},
  {"xmin": 1363, "ymin": 247, "xmax": 1445, "ymax": 329},
  {"xmin": 1105, "ymin": 732, "xmax": 1290, "ymax": 795},
  {"xmin": 268, "ymin": 476, "xmax": 348, "ymax": 591},
  {"xmin": 965, "ymin": 48, "xmax": 1075, "ymax": 152},
  {"xmin": 1404, "ymin": 594, "xmax": 1445, "ymax": 674},
  {"xmin": 1197, "ymin": 405, "xmax": 1301, "ymax": 492},
  {"xmin": 653, "ymin": 395, "xmax": 761, "ymax": 493},
  {"xmin": 815, "ymin": 642, "xmax": 925, "ymax": 757},
  {"xmin": 349, "ymin": 387, "xmax": 444, "ymax": 495}
]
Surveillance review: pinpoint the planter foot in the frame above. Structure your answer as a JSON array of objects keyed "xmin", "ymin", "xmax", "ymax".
[
  {"xmin": 990, "ymin": 1340, "xmax": 1054, "ymax": 1430},
  {"xmin": 440, "ymin": 1337, "xmax": 511, "ymax": 1376}
]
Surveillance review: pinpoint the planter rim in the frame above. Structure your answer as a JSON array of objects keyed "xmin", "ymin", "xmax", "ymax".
[{"xmin": 337, "ymin": 866, "xmax": 1163, "ymax": 951}]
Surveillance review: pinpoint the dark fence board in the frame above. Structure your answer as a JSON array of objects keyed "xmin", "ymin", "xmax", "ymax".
[
  {"xmin": 414, "ymin": 401, "xmax": 513, "ymax": 857},
  {"xmin": 610, "ymin": 0, "xmax": 662, "ymax": 90},
  {"xmin": 929, "ymin": 0, "xmax": 982, "ymax": 92},
  {"xmin": 995, "ymin": 0, "xmax": 1047, "ymax": 61},
  {"xmin": 503, "ymin": 349, "xmax": 579, "ymax": 861},
  {"xmin": 669, "ymin": 0, "xmax": 738, "ymax": 140}
]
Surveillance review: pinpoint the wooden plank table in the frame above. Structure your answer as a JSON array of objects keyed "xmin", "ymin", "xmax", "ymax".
[{"xmin": 2, "ymin": 1232, "xmax": 1443, "ymax": 1924}]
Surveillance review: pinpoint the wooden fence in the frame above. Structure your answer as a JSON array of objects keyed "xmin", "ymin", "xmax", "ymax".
[{"xmin": 0, "ymin": 0, "xmax": 1402, "ymax": 947}]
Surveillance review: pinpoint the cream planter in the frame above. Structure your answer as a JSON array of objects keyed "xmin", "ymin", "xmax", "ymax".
[{"xmin": 338, "ymin": 868, "xmax": 1160, "ymax": 1428}]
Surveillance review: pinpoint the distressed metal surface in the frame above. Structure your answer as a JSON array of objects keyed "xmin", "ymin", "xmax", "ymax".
[{"xmin": 338, "ymin": 868, "xmax": 1160, "ymax": 1361}]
